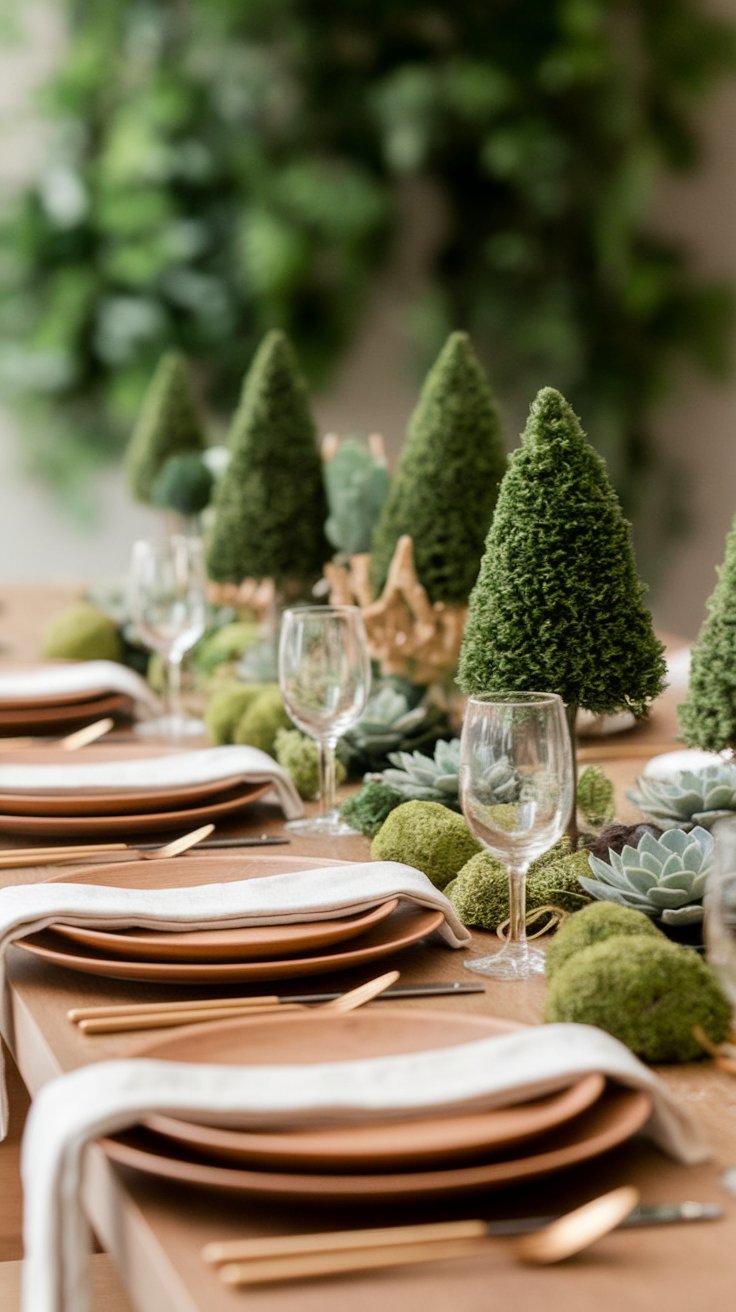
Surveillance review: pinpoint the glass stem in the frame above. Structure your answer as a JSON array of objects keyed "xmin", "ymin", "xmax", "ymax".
[
  {"xmin": 318, "ymin": 740, "xmax": 338, "ymax": 818},
  {"xmin": 507, "ymin": 861, "xmax": 529, "ymax": 950},
  {"xmin": 166, "ymin": 652, "xmax": 183, "ymax": 724}
]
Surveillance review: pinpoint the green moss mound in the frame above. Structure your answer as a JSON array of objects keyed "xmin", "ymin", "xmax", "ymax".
[
  {"xmin": 233, "ymin": 686, "xmax": 291, "ymax": 755},
  {"xmin": 544, "ymin": 936, "xmax": 731, "ymax": 1062},
  {"xmin": 449, "ymin": 847, "xmax": 591, "ymax": 931},
  {"xmin": 41, "ymin": 605, "xmax": 123, "ymax": 663},
  {"xmin": 275, "ymin": 728, "xmax": 346, "ymax": 801},
  {"xmin": 371, "ymin": 800, "xmax": 481, "ymax": 890},
  {"xmin": 340, "ymin": 781, "xmax": 402, "ymax": 837},
  {"xmin": 194, "ymin": 622, "xmax": 260, "ymax": 674},
  {"xmin": 204, "ymin": 684, "xmax": 265, "ymax": 745},
  {"xmin": 546, "ymin": 902, "xmax": 665, "ymax": 979}
]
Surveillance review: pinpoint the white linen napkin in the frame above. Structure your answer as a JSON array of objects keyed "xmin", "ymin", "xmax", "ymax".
[
  {"xmin": 0, "ymin": 861, "xmax": 468, "ymax": 1130},
  {"xmin": 0, "ymin": 743, "xmax": 304, "ymax": 818},
  {"xmin": 0, "ymin": 660, "xmax": 161, "ymax": 715},
  {"xmin": 20, "ymin": 1021, "xmax": 708, "ymax": 1312}
]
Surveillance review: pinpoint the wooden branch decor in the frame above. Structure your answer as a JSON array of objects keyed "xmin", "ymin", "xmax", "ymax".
[
  {"xmin": 328, "ymin": 536, "xmax": 466, "ymax": 685},
  {"xmin": 207, "ymin": 578, "xmax": 276, "ymax": 626}
]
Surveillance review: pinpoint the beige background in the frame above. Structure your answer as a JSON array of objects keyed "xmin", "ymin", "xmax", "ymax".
[{"xmin": 1, "ymin": 3, "xmax": 735, "ymax": 639}]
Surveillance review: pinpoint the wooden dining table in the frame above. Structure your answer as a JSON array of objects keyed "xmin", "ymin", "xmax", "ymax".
[{"xmin": 0, "ymin": 585, "xmax": 734, "ymax": 1311}]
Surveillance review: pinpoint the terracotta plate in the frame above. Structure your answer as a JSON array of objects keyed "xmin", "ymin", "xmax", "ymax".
[
  {"xmin": 18, "ymin": 903, "xmax": 445, "ymax": 983},
  {"xmin": 0, "ymin": 781, "xmax": 270, "ymax": 838},
  {"xmin": 0, "ymin": 694, "xmax": 130, "ymax": 733},
  {"xmin": 139, "ymin": 1010, "xmax": 606, "ymax": 1169},
  {"xmin": 103, "ymin": 1084, "xmax": 651, "ymax": 1203}
]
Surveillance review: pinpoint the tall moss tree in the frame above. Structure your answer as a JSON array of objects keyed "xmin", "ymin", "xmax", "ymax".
[
  {"xmin": 370, "ymin": 332, "xmax": 506, "ymax": 604},
  {"xmin": 207, "ymin": 331, "xmax": 328, "ymax": 588},
  {"xmin": 124, "ymin": 353, "xmax": 207, "ymax": 504},
  {"xmin": 459, "ymin": 387, "xmax": 666, "ymax": 829},
  {"xmin": 679, "ymin": 514, "xmax": 736, "ymax": 751}
]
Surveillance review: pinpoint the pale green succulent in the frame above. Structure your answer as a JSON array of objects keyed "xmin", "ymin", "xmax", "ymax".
[
  {"xmin": 579, "ymin": 826, "xmax": 713, "ymax": 926},
  {"xmin": 369, "ymin": 738, "xmax": 462, "ymax": 809},
  {"xmin": 627, "ymin": 763, "xmax": 736, "ymax": 831},
  {"xmin": 324, "ymin": 437, "xmax": 390, "ymax": 557},
  {"xmin": 342, "ymin": 684, "xmax": 449, "ymax": 774}
]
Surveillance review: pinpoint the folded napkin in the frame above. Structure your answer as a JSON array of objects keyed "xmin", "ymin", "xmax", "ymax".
[
  {"xmin": 0, "ymin": 660, "xmax": 160, "ymax": 716},
  {"xmin": 21, "ymin": 1021, "xmax": 708, "ymax": 1312},
  {"xmin": 0, "ymin": 743, "xmax": 304, "ymax": 819},
  {"xmin": 0, "ymin": 861, "xmax": 468, "ymax": 1132}
]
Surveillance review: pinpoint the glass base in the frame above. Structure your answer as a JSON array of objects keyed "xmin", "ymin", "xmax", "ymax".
[
  {"xmin": 285, "ymin": 812, "xmax": 361, "ymax": 838},
  {"xmin": 464, "ymin": 940, "xmax": 546, "ymax": 981},
  {"xmin": 134, "ymin": 714, "xmax": 206, "ymax": 741}
]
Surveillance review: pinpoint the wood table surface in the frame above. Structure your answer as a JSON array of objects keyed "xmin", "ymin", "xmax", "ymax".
[{"xmin": 0, "ymin": 586, "xmax": 734, "ymax": 1311}]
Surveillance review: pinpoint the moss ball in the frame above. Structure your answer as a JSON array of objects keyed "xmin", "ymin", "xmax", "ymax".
[
  {"xmin": 531, "ymin": 849, "xmax": 593, "ymax": 916},
  {"xmin": 448, "ymin": 852, "xmax": 508, "ymax": 928},
  {"xmin": 371, "ymin": 800, "xmax": 481, "ymax": 890},
  {"xmin": 546, "ymin": 902, "xmax": 665, "ymax": 979},
  {"xmin": 275, "ymin": 728, "xmax": 346, "ymax": 801},
  {"xmin": 194, "ymin": 621, "xmax": 260, "ymax": 674},
  {"xmin": 41, "ymin": 605, "xmax": 123, "ymax": 663},
  {"xmin": 204, "ymin": 684, "xmax": 264, "ymax": 745},
  {"xmin": 544, "ymin": 936, "xmax": 732, "ymax": 1062},
  {"xmin": 233, "ymin": 686, "xmax": 292, "ymax": 755}
]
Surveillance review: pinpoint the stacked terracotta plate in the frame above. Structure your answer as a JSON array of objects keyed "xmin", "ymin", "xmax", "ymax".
[
  {"xmin": 18, "ymin": 853, "xmax": 445, "ymax": 983},
  {"xmin": 0, "ymin": 745, "xmax": 273, "ymax": 839},
  {"xmin": 0, "ymin": 678, "xmax": 132, "ymax": 736},
  {"xmin": 101, "ymin": 1008, "xmax": 652, "ymax": 1203}
]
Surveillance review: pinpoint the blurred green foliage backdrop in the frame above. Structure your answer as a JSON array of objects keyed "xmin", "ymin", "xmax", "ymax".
[{"xmin": 1, "ymin": 0, "xmax": 734, "ymax": 538}]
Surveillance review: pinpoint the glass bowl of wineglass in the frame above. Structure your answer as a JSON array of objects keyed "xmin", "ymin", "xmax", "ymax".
[
  {"xmin": 279, "ymin": 605, "xmax": 371, "ymax": 836},
  {"xmin": 128, "ymin": 535, "xmax": 207, "ymax": 740},
  {"xmin": 460, "ymin": 691, "xmax": 574, "ymax": 980}
]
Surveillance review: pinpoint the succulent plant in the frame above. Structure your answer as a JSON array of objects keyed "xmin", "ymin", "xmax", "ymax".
[
  {"xmin": 324, "ymin": 436, "xmax": 390, "ymax": 557},
  {"xmin": 627, "ymin": 763, "xmax": 736, "ymax": 831},
  {"xmin": 577, "ymin": 765, "xmax": 615, "ymax": 828},
  {"xmin": 579, "ymin": 826, "xmax": 714, "ymax": 926},
  {"xmin": 368, "ymin": 738, "xmax": 462, "ymax": 809},
  {"xmin": 340, "ymin": 683, "xmax": 449, "ymax": 775}
]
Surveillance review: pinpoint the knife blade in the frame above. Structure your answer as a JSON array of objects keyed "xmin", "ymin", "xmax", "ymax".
[
  {"xmin": 485, "ymin": 1201, "xmax": 723, "ymax": 1236},
  {"xmin": 136, "ymin": 835, "xmax": 290, "ymax": 850},
  {"xmin": 284, "ymin": 981, "xmax": 486, "ymax": 1004}
]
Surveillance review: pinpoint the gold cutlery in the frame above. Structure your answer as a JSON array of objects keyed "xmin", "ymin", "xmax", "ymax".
[
  {"xmin": 204, "ymin": 1187, "xmax": 639, "ymax": 1286},
  {"xmin": 72, "ymin": 970, "xmax": 400, "ymax": 1034},
  {"xmin": 0, "ymin": 823, "xmax": 214, "ymax": 870}
]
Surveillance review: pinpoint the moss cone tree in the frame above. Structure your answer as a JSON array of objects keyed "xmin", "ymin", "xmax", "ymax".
[
  {"xmin": 370, "ymin": 331, "xmax": 506, "ymax": 604},
  {"xmin": 459, "ymin": 387, "xmax": 666, "ymax": 834},
  {"xmin": 207, "ymin": 330, "xmax": 328, "ymax": 588},
  {"xmin": 124, "ymin": 353, "xmax": 207, "ymax": 504},
  {"xmin": 679, "ymin": 513, "xmax": 736, "ymax": 751}
]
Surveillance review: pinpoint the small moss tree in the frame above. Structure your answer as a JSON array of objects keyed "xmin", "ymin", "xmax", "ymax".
[
  {"xmin": 370, "ymin": 331, "xmax": 506, "ymax": 604},
  {"xmin": 124, "ymin": 353, "xmax": 207, "ymax": 504},
  {"xmin": 207, "ymin": 330, "xmax": 328, "ymax": 588},
  {"xmin": 679, "ymin": 513, "xmax": 736, "ymax": 751},
  {"xmin": 459, "ymin": 387, "xmax": 666, "ymax": 833}
]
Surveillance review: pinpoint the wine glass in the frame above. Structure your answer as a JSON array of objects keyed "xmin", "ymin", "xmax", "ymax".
[
  {"xmin": 128, "ymin": 535, "xmax": 207, "ymax": 740},
  {"xmin": 460, "ymin": 691, "xmax": 574, "ymax": 980},
  {"xmin": 706, "ymin": 817, "xmax": 736, "ymax": 1008},
  {"xmin": 279, "ymin": 605, "xmax": 371, "ymax": 836}
]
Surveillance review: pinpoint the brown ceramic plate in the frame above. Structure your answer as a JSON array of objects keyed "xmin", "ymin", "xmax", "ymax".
[
  {"xmin": 0, "ymin": 780, "xmax": 270, "ymax": 838},
  {"xmin": 139, "ymin": 1010, "xmax": 606, "ymax": 1169},
  {"xmin": 0, "ymin": 694, "xmax": 130, "ymax": 733},
  {"xmin": 18, "ymin": 902, "xmax": 445, "ymax": 983},
  {"xmin": 103, "ymin": 1084, "xmax": 651, "ymax": 1203}
]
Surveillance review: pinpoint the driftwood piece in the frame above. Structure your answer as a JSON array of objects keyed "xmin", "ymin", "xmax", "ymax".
[
  {"xmin": 327, "ymin": 535, "xmax": 466, "ymax": 685},
  {"xmin": 207, "ymin": 578, "xmax": 276, "ymax": 625}
]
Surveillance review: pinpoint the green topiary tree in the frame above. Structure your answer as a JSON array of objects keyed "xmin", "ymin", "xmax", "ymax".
[
  {"xmin": 124, "ymin": 353, "xmax": 207, "ymax": 504},
  {"xmin": 207, "ymin": 331, "xmax": 328, "ymax": 588},
  {"xmin": 679, "ymin": 513, "xmax": 736, "ymax": 751},
  {"xmin": 370, "ymin": 332, "xmax": 506, "ymax": 604},
  {"xmin": 459, "ymin": 387, "xmax": 666, "ymax": 834}
]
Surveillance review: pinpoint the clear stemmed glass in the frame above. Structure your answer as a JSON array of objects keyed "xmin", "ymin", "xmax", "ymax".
[
  {"xmin": 706, "ymin": 817, "xmax": 736, "ymax": 1008},
  {"xmin": 279, "ymin": 605, "xmax": 371, "ymax": 836},
  {"xmin": 460, "ymin": 691, "xmax": 574, "ymax": 980},
  {"xmin": 128, "ymin": 535, "xmax": 208, "ymax": 740}
]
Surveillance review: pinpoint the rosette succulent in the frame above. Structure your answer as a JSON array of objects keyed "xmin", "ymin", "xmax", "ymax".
[
  {"xmin": 627, "ymin": 763, "xmax": 736, "ymax": 831},
  {"xmin": 340, "ymin": 683, "xmax": 449, "ymax": 775},
  {"xmin": 368, "ymin": 738, "xmax": 462, "ymax": 809},
  {"xmin": 579, "ymin": 827, "xmax": 713, "ymax": 926}
]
